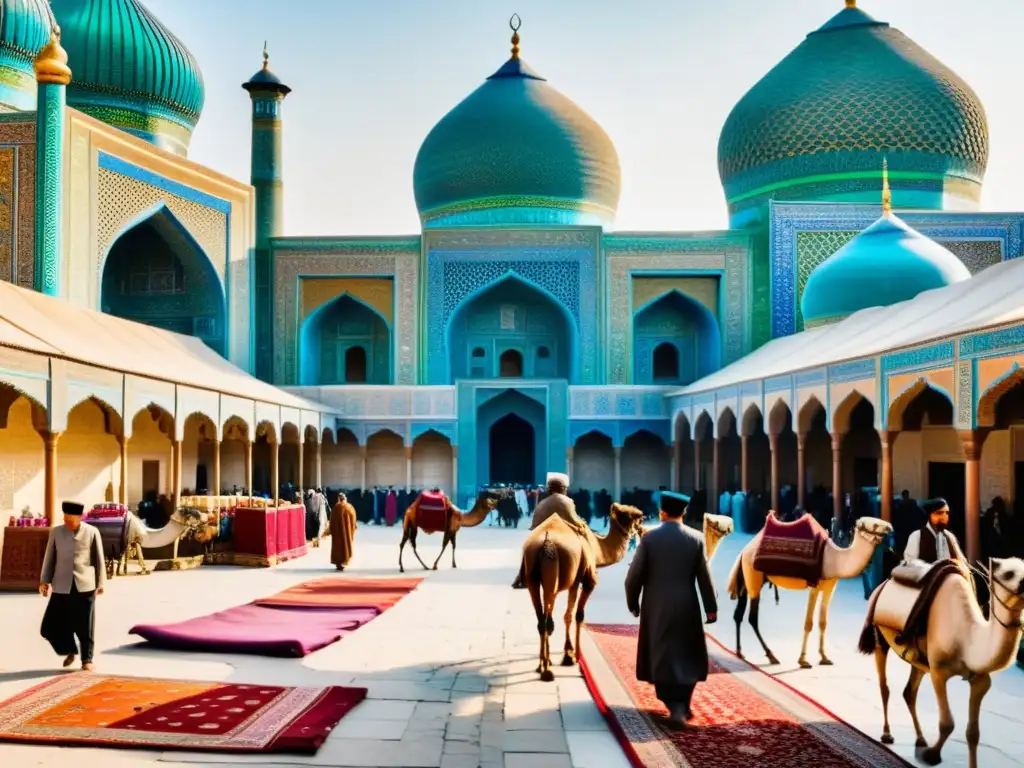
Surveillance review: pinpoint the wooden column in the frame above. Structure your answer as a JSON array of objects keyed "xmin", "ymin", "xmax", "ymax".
[
  {"xmin": 693, "ymin": 439, "xmax": 702, "ymax": 491},
  {"xmin": 212, "ymin": 440, "xmax": 222, "ymax": 498},
  {"xmin": 879, "ymin": 430, "xmax": 896, "ymax": 523},
  {"xmin": 796, "ymin": 432, "xmax": 806, "ymax": 509},
  {"xmin": 404, "ymin": 446, "xmax": 412, "ymax": 492},
  {"xmin": 270, "ymin": 440, "xmax": 280, "ymax": 504},
  {"xmin": 831, "ymin": 432, "xmax": 843, "ymax": 526},
  {"xmin": 711, "ymin": 438, "xmax": 720, "ymax": 505},
  {"xmin": 613, "ymin": 446, "xmax": 622, "ymax": 501},
  {"xmin": 316, "ymin": 441, "xmax": 323, "ymax": 488},
  {"xmin": 118, "ymin": 434, "xmax": 128, "ymax": 505},
  {"xmin": 959, "ymin": 429, "xmax": 988, "ymax": 563},
  {"xmin": 172, "ymin": 439, "xmax": 183, "ymax": 506},
  {"xmin": 244, "ymin": 440, "xmax": 253, "ymax": 502},
  {"xmin": 41, "ymin": 431, "xmax": 61, "ymax": 526},
  {"xmin": 359, "ymin": 445, "xmax": 367, "ymax": 490},
  {"xmin": 297, "ymin": 441, "xmax": 304, "ymax": 492},
  {"xmin": 769, "ymin": 432, "xmax": 780, "ymax": 512},
  {"xmin": 740, "ymin": 434, "xmax": 750, "ymax": 493}
]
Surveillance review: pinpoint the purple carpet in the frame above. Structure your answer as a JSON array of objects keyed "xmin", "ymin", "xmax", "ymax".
[{"xmin": 129, "ymin": 604, "xmax": 380, "ymax": 658}]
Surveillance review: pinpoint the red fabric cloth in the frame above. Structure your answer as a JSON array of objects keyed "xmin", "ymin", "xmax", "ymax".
[
  {"xmin": 580, "ymin": 624, "xmax": 911, "ymax": 768},
  {"xmin": 232, "ymin": 505, "xmax": 307, "ymax": 563},
  {"xmin": 255, "ymin": 577, "xmax": 423, "ymax": 610},
  {"xmin": 752, "ymin": 513, "xmax": 828, "ymax": 586},
  {"xmin": 416, "ymin": 492, "xmax": 449, "ymax": 534},
  {"xmin": 385, "ymin": 492, "xmax": 397, "ymax": 527}
]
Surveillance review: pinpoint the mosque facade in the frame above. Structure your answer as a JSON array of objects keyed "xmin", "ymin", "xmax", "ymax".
[{"xmin": 2, "ymin": 0, "xmax": 1024, "ymax": 562}]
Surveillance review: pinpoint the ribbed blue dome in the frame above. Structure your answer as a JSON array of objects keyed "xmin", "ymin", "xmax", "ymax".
[
  {"xmin": 0, "ymin": 0, "xmax": 53, "ymax": 111},
  {"xmin": 801, "ymin": 212, "xmax": 971, "ymax": 327},
  {"xmin": 50, "ymin": 0, "xmax": 205, "ymax": 156},
  {"xmin": 413, "ymin": 54, "xmax": 621, "ymax": 228}
]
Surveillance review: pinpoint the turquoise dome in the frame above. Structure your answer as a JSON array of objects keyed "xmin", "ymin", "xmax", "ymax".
[
  {"xmin": 413, "ymin": 50, "xmax": 621, "ymax": 228},
  {"xmin": 50, "ymin": 0, "xmax": 205, "ymax": 156},
  {"xmin": 801, "ymin": 212, "xmax": 971, "ymax": 327},
  {"xmin": 0, "ymin": 0, "xmax": 54, "ymax": 111},
  {"xmin": 718, "ymin": 2, "xmax": 988, "ymax": 225}
]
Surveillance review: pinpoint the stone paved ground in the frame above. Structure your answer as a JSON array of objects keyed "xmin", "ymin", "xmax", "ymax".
[{"xmin": 0, "ymin": 524, "xmax": 1022, "ymax": 767}]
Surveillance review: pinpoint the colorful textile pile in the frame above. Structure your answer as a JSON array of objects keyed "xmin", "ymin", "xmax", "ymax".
[
  {"xmin": 752, "ymin": 512, "xmax": 828, "ymax": 586},
  {"xmin": 0, "ymin": 525, "xmax": 51, "ymax": 590},
  {"xmin": 579, "ymin": 625, "xmax": 910, "ymax": 768},
  {"xmin": 415, "ymin": 491, "xmax": 449, "ymax": 534},
  {"xmin": 0, "ymin": 673, "xmax": 365, "ymax": 753},
  {"xmin": 130, "ymin": 576, "xmax": 422, "ymax": 657}
]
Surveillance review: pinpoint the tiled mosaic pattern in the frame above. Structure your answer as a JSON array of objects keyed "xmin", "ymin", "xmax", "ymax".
[{"xmin": 0, "ymin": 120, "xmax": 35, "ymax": 289}]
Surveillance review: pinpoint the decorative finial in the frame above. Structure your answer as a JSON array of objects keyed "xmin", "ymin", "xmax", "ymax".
[
  {"xmin": 845, "ymin": 0, "xmax": 857, "ymax": 8},
  {"xmin": 34, "ymin": 25, "xmax": 71, "ymax": 86},
  {"xmin": 882, "ymin": 157, "xmax": 892, "ymax": 215},
  {"xmin": 510, "ymin": 14, "xmax": 521, "ymax": 60},
  {"xmin": 262, "ymin": 41, "xmax": 269, "ymax": 69}
]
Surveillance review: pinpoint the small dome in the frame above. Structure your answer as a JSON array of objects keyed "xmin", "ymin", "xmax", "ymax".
[
  {"xmin": 243, "ymin": 48, "xmax": 290, "ymax": 96},
  {"xmin": 801, "ymin": 212, "xmax": 971, "ymax": 327},
  {"xmin": 50, "ymin": 0, "xmax": 205, "ymax": 156},
  {"xmin": 718, "ymin": 1, "xmax": 988, "ymax": 225},
  {"xmin": 413, "ymin": 24, "xmax": 620, "ymax": 228},
  {"xmin": 0, "ymin": 0, "xmax": 55, "ymax": 110}
]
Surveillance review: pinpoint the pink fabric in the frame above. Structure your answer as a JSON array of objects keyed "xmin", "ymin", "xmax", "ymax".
[
  {"xmin": 385, "ymin": 492, "xmax": 397, "ymax": 527},
  {"xmin": 233, "ymin": 506, "xmax": 277, "ymax": 557}
]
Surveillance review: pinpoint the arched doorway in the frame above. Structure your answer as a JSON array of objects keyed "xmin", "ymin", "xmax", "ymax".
[
  {"xmin": 448, "ymin": 275, "xmax": 574, "ymax": 382},
  {"xmin": 299, "ymin": 294, "xmax": 391, "ymax": 385},
  {"xmin": 633, "ymin": 290, "xmax": 721, "ymax": 385},
  {"xmin": 490, "ymin": 414, "xmax": 534, "ymax": 485},
  {"xmin": 101, "ymin": 206, "xmax": 225, "ymax": 355}
]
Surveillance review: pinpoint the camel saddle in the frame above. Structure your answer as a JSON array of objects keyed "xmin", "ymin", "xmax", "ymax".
[
  {"xmin": 90, "ymin": 515, "xmax": 131, "ymax": 560},
  {"xmin": 752, "ymin": 512, "xmax": 828, "ymax": 587},
  {"xmin": 869, "ymin": 559, "xmax": 967, "ymax": 654},
  {"xmin": 416, "ymin": 491, "xmax": 449, "ymax": 534}
]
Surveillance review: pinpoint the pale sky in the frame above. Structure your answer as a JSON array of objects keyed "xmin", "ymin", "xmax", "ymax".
[{"xmin": 144, "ymin": 0, "xmax": 1023, "ymax": 236}]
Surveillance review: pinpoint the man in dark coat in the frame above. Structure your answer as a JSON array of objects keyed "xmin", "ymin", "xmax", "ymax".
[
  {"xmin": 625, "ymin": 490, "xmax": 717, "ymax": 726},
  {"xmin": 903, "ymin": 497, "xmax": 964, "ymax": 564}
]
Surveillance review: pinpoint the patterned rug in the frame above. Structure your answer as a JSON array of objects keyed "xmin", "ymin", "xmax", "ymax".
[
  {"xmin": 579, "ymin": 625, "xmax": 911, "ymax": 768},
  {"xmin": 254, "ymin": 576, "xmax": 423, "ymax": 610},
  {"xmin": 752, "ymin": 513, "xmax": 828, "ymax": 586},
  {"xmin": 0, "ymin": 673, "xmax": 366, "ymax": 753}
]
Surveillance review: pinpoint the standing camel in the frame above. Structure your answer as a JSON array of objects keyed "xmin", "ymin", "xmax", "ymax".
[
  {"xmin": 727, "ymin": 514, "xmax": 892, "ymax": 666},
  {"xmin": 523, "ymin": 503, "xmax": 646, "ymax": 681},
  {"xmin": 398, "ymin": 489, "xmax": 502, "ymax": 572},
  {"xmin": 860, "ymin": 557, "xmax": 1024, "ymax": 768}
]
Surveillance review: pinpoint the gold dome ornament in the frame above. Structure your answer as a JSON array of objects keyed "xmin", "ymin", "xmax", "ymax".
[
  {"xmin": 34, "ymin": 26, "xmax": 72, "ymax": 86},
  {"xmin": 845, "ymin": 0, "xmax": 857, "ymax": 8}
]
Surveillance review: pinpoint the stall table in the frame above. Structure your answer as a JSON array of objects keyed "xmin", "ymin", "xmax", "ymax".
[{"xmin": 0, "ymin": 525, "xmax": 51, "ymax": 591}]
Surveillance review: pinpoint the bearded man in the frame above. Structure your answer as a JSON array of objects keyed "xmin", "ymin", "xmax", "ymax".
[{"xmin": 903, "ymin": 497, "xmax": 964, "ymax": 563}]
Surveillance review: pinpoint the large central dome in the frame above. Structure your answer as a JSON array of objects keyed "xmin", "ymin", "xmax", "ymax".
[
  {"xmin": 718, "ymin": 1, "xmax": 988, "ymax": 226},
  {"xmin": 413, "ymin": 24, "xmax": 621, "ymax": 228}
]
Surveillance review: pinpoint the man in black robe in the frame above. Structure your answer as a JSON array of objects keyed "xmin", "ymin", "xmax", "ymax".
[
  {"xmin": 39, "ymin": 501, "xmax": 105, "ymax": 671},
  {"xmin": 625, "ymin": 491, "xmax": 717, "ymax": 726}
]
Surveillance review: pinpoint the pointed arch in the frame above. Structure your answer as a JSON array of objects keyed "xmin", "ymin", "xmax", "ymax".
[
  {"xmin": 977, "ymin": 364, "xmax": 1024, "ymax": 428},
  {"xmin": 741, "ymin": 402, "xmax": 764, "ymax": 437},
  {"xmin": 446, "ymin": 271, "xmax": 578, "ymax": 383},
  {"xmin": 832, "ymin": 390, "xmax": 872, "ymax": 435},
  {"xmin": 694, "ymin": 409, "xmax": 714, "ymax": 441},
  {"xmin": 717, "ymin": 406, "xmax": 737, "ymax": 438},
  {"xmin": 0, "ymin": 382, "xmax": 47, "ymax": 431},
  {"xmin": 299, "ymin": 292, "xmax": 392, "ymax": 386},
  {"xmin": 797, "ymin": 395, "xmax": 825, "ymax": 435},
  {"xmin": 673, "ymin": 410, "xmax": 692, "ymax": 442},
  {"xmin": 889, "ymin": 378, "xmax": 955, "ymax": 431},
  {"xmin": 100, "ymin": 202, "xmax": 226, "ymax": 355},
  {"xmin": 633, "ymin": 289, "xmax": 722, "ymax": 385},
  {"xmin": 768, "ymin": 398, "xmax": 793, "ymax": 436}
]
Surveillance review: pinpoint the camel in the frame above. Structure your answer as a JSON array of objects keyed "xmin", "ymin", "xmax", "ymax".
[
  {"xmin": 95, "ymin": 508, "xmax": 212, "ymax": 578},
  {"xmin": 641, "ymin": 513, "xmax": 734, "ymax": 561},
  {"xmin": 523, "ymin": 503, "xmax": 646, "ymax": 682},
  {"xmin": 861, "ymin": 557, "xmax": 1024, "ymax": 768},
  {"xmin": 727, "ymin": 514, "xmax": 892, "ymax": 666},
  {"xmin": 398, "ymin": 489, "xmax": 503, "ymax": 572}
]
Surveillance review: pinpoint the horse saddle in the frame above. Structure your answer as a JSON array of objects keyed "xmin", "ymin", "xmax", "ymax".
[
  {"xmin": 752, "ymin": 512, "xmax": 828, "ymax": 586},
  {"xmin": 417, "ymin": 491, "xmax": 449, "ymax": 534}
]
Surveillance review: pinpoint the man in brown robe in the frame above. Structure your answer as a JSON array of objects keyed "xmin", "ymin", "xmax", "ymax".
[
  {"xmin": 330, "ymin": 493, "xmax": 357, "ymax": 571},
  {"xmin": 625, "ymin": 491, "xmax": 717, "ymax": 726}
]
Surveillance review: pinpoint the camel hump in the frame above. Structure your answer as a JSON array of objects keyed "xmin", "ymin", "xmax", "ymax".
[{"xmin": 873, "ymin": 560, "xmax": 966, "ymax": 650}]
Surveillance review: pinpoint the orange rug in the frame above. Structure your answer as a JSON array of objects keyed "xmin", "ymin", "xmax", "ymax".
[
  {"xmin": 580, "ymin": 625, "xmax": 911, "ymax": 768},
  {"xmin": 0, "ymin": 673, "xmax": 365, "ymax": 753},
  {"xmin": 254, "ymin": 576, "xmax": 423, "ymax": 610}
]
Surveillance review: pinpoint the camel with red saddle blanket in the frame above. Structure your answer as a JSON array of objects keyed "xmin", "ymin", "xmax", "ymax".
[
  {"xmin": 726, "ymin": 511, "xmax": 892, "ymax": 667},
  {"xmin": 398, "ymin": 488, "xmax": 503, "ymax": 572},
  {"xmin": 859, "ymin": 556, "xmax": 1024, "ymax": 768}
]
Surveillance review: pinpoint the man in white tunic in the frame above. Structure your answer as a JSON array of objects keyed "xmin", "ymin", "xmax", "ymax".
[{"xmin": 903, "ymin": 498, "xmax": 964, "ymax": 564}]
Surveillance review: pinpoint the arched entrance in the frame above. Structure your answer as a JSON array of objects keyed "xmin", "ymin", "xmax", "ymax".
[
  {"xmin": 489, "ymin": 414, "xmax": 534, "ymax": 484},
  {"xmin": 448, "ymin": 275, "xmax": 574, "ymax": 382},
  {"xmin": 633, "ymin": 290, "xmax": 721, "ymax": 385},
  {"xmin": 476, "ymin": 389, "xmax": 546, "ymax": 486},
  {"xmin": 299, "ymin": 294, "xmax": 391, "ymax": 385},
  {"xmin": 101, "ymin": 206, "xmax": 225, "ymax": 355}
]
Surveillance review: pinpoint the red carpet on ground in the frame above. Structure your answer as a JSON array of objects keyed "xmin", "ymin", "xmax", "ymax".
[
  {"xmin": 579, "ymin": 624, "xmax": 911, "ymax": 768},
  {"xmin": 129, "ymin": 576, "xmax": 421, "ymax": 657},
  {"xmin": 0, "ymin": 673, "xmax": 365, "ymax": 753}
]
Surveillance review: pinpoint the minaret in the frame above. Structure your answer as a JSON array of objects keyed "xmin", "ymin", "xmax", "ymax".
[
  {"xmin": 32, "ymin": 26, "xmax": 71, "ymax": 297},
  {"xmin": 243, "ymin": 44, "xmax": 291, "ymax": 381}
]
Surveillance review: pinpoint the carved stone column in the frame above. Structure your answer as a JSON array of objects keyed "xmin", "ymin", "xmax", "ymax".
[
  {"xmin": 959, "ymin": 429, "xmax": 989, "ymax": 563},
  {"xmin": 270, "ymin": 440, "xmax": 280, "ymax": 504},
  {"xmin": 41, "ymin": 431, "xmax": 61, "ymax": 526},
  {"xmin": 796, "ymin": 432, "xmax": 806, "ymax": 509},
  {"xmin": 212, "ymin": 440, "xmax": 221, "ymax": 498},
  {"xmin": 405, "ymin": 445, "xmax": 413, "ymax": 492},
  {"xmin": 740, "ymin": 434, "xmax": 750, "ymax": 494},
  {"xmin": 831, "ymin": 432, "xmax": 843, "ymax": 526},
  {"xmin": 118, "ymin": 434, "xmax": 129, "ymax": 505},
  {"xmin": 359, "ymin": 445, "xmax": 367, "ymax": 490},
  {"xmin": 879, "ymin": 430, "xmax": 897, "ymax": 523},
  {"xmin": 769, "ymin": 432, "xmax": 780, "ymax": 512},
  {"xmin": 613, "ymin": 446, "xmax": 622, "ymax": 501}
]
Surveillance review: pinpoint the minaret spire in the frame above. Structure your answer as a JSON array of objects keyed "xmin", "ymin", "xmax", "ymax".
[
  {"xmin": 510, "ymin": 14, "xmax": 521, "ymax": 60},
  {"xmin": 882, "ymin": 158, "xmax": 892, "ymax": 216}
]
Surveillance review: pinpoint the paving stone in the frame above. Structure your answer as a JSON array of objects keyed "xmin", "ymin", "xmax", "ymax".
[
  {"xmin": 567, "ymin": 731, "xmax": 632, "ymax": 767},
  {"xmin": 331, "ymin": 716, "xmax": 408, "ymax": 740},
  {"xmin": 504, "ymin": 754, "xmax": 573, "ymax": 768},
  {"xmin": 502, "ymin": 729, "xmax": 569, "ymax": 753}
]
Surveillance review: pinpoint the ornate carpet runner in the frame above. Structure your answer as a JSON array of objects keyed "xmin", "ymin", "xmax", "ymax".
[
  {"xmin": 579, "ymin": 624, "xmax": 911, "ymax": 768},
  {"xmin": 0, "ymin": 673, "xmax": 365, "ymax": 753}
]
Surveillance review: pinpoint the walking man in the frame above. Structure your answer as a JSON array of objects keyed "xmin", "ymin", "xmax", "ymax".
[
  {"xmin": 39, "ymin": 501, "xmax": 105, "ymax": 671},
  {"xmin": 330, "ymin": 492, "xmax": 358, "ymax": 571},
  {"xmin": 625, "ymin": 491, "xmax": 717, "ymax": 726}
]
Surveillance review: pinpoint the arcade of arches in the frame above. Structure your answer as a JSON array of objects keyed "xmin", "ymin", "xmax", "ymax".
[{"xmin": 670, "ymin": 377, "xmax": 1024, "ymax": 562}]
